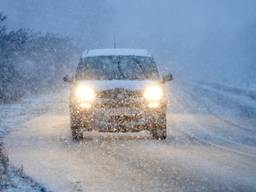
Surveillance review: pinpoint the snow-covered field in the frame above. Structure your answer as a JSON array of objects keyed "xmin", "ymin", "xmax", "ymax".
[{"xmin": 1, "ymin": 80, "xmax": 256, "ymax": 192}]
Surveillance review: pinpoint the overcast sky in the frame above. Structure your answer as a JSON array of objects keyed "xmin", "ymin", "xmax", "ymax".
[{"xmin": 1, "ymin": 0, "xmax": 256, "ymax": 85}]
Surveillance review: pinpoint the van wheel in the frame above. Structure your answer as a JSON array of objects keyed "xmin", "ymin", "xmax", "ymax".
[
  {"xmin": 71, "ymin": 115, "xmax": 83, "ymax": 141},
  {"xmin": 151, "ymin": 127, "xmax": 167, "ymax": 140},
  {"xmin": 71, "ymin": 127, "xmax": 83, "ymax": 141},
  {"xmin": 150, "ymin": 114, "xmax": 167, "ymax": 140}
]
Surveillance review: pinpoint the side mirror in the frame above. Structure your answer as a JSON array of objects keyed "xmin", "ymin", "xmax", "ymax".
[
  {"xmin": 63, "ymin": 75, "xmax": 73, "ymax": 83},
  {"xmin": 162, "ymin": 73, "xmax": 173, "ymax": 83}
]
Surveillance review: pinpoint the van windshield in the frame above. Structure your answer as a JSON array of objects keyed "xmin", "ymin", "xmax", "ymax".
[{"xmin": 75, "ymin": 56, "xmax": 160, "ymax": 80}]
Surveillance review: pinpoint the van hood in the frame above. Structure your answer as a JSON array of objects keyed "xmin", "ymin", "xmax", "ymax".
[{"xmin": 76, "ymin": 80, "xmax": 160, "ymax": 91}]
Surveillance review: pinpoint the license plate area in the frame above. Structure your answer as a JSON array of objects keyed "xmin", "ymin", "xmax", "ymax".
[
  {"xmin": 109, "ymin": 114, "xmax": 139, "ymax": 122},
  {"xmin": 108, "ymin": 108, "xmax": 144, "ymax": 123}
]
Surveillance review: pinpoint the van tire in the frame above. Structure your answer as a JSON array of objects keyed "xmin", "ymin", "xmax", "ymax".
[
  {"xmin": 71, "ymin": 114, "xmax": 83, "ymax": 141},
  {"xmin": 150, "ymin": 114, "xmax": 167, "ymax": 140}
]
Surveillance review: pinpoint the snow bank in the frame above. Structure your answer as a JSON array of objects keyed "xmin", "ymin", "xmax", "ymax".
[{"xmin": 0, "ymin": 93, "xmax": 58, "ymax": 192}]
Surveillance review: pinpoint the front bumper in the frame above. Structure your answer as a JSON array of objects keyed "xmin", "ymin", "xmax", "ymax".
[{"xmin": 70, "ymin": 104, "xmax": 166, "ymax": 132}]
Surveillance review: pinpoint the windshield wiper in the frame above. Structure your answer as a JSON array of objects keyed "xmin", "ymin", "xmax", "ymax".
[{"xmin": 117, "ymin": 56, "xmax": 126, "ymax": 79}]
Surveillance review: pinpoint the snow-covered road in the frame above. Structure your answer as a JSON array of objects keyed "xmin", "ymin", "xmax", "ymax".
[{"xmin": 3, "ymin": 81, "xmax": 256, "ymax": 192}]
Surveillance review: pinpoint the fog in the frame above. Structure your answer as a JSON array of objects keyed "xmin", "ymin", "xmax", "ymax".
[
  {"xmin": 110, "ymin": 0, "xmax": 256, "ymax": 87},
  {"xmin": 1, "ymin": 1, "xmax": 256, "ymax": 190},
  {"xmin": 1, "ymin": 0, "xmax": 115, "ymax": 48},
  {"xmin": 1, "ymin": 0, "xmax": 256, "ymax": 88}
]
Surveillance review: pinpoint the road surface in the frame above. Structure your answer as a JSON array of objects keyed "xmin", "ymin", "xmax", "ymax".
[{"xmin": 3, "ymin": 81, "xmax": 256, "ymax": 192}]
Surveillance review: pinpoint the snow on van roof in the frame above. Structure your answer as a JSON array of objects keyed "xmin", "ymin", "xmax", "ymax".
[{"xmin": 82, "ymin": 49, "xmax": 152, "ymax": 58}]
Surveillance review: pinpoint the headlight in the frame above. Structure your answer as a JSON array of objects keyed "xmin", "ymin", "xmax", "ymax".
[
  {"xmin": 144, "ymin": 86, "xmax": 163, "ymax": 101},
  {"xmin": 147, "ymin": 102, "xmax": 160, "ymax": 108},
  {"xmin": 75, "ymin": 85, "xmax": 95, "ymax": 101}
]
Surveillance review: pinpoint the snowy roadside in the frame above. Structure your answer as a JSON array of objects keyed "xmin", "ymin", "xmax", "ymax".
[
  {"xmin": 169, "ymin": 80, "xmax": 256, "ymax": 155},
  {"xmin": 4, "ymin": 81, "xmax": 256, "ymax": 192},
  {"xmin": 200, "ymin": 81, "xmax": 256, "ymax": 102},
  {"xmin": 196, "ymin": 81, "xmax": 256, "ymax": 112},
  {"xmin": 1, "ymin": 80, "xmax": 256, "ymax": 191},
  {"xmin": 0, "ymin": 90, "xmax": 67, "ymax": 192}
]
